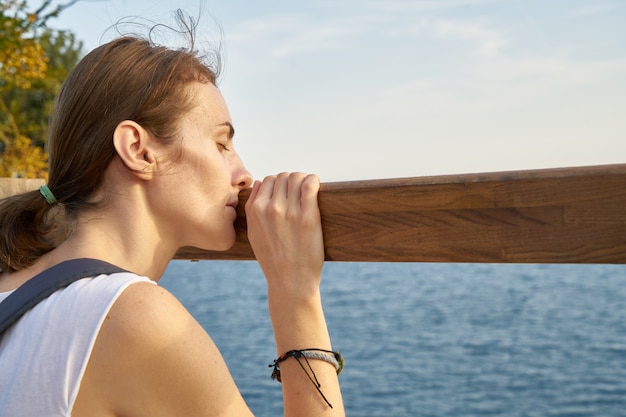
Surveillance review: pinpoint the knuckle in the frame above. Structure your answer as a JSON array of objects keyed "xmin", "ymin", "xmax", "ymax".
[
  {"xmin": 302, "ymin": 176, "xmax": 319, "ymax": 193},
  {"xmin": 276, "ymin": 172, "xmax": 290, "ymax": 184},
  {"xmin": 267, "ymin": 200, "xmax": 285, "ymax": 218},
  {"xmin": 263, "ymin": 174, "xmax": 277, "ymax": 182}
]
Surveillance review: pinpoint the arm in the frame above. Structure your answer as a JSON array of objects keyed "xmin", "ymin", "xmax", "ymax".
[{"xmin": 245, "ymin": 172, "xmax": 345, "ymax": 416}]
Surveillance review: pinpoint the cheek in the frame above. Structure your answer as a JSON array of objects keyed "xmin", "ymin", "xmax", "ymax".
[
  {"xmin": 183, "ymin": 145, "xmax": 223, "ymax": 178},
  {"xmin": 198, "ymin": 155, "xmax": 233, "ymax": 195}
]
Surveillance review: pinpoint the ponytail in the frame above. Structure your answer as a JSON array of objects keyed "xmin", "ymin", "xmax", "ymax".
[{"xmin": 0, "ymin": 190, "xmax": 60, "ymax": 272}]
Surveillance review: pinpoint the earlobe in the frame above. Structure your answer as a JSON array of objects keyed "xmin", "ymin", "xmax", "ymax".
[{"xmin": 113, "ymin": 120, "xmax": 156, "ymax": 179}]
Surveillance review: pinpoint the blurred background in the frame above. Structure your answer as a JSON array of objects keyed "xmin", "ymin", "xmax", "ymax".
[{"xmin": 2, "ymin": 0, "xmax": 625, "ymax": 181}]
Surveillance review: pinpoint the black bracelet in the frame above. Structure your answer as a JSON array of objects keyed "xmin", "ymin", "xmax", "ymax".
[{"xmin": 270, "ymin": 348, "xmax": 344, "ymax": 408}]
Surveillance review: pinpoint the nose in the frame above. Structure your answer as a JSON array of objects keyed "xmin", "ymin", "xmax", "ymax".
[{"xmin": 233, "ymin": 154, "xmax": 253, "ymax": 190}]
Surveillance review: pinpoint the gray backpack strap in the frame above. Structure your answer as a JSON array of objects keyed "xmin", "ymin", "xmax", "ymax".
[{"xmin": 0, "ymin": 258, "xmax": 127, "ymax": 335}]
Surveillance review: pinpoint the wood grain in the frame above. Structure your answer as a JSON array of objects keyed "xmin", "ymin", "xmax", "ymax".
[
  {"xmin": 2, "ymin": 164, "xmax": 624, "ymax": 263},
  {"xmin": 175, "ymin": 164, "xmax": 626, "ymax": 264}
]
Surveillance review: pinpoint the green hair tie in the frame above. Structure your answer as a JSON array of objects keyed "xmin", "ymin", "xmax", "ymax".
[{"xmin": 39, "ymin": 185, "xmax": 58, "ymax": 205}]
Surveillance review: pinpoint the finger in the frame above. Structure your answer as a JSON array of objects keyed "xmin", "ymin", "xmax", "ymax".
[
  {"xmin": 301, "ymin": 174, "xmax": 320, "ymax": 207},
  {"xmin": 246, "ymin": 180, "xmax": 261, "ymax": 203},
  {"xmin": 302, "ymin": 174, "xmax": 320, "ymax": 195},
  {"xmin": 249, "ymin": 175, "xmax": 276, "ymax": 209},
  {"xmin": 245, "ymin": 180, "xmax": 263, "ymax": 218},
  {"xmin": 287, "ymin": 172, "xmax": 307, "ymax": 207},
  {"xmin": 273, "ymin": 172, "xmax": 290, "ymax": 201}
]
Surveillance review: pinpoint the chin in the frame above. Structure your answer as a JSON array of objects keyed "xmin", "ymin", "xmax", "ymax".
[
  {"xmin": 214, "ymin": 237, "xmax": 236, "ymax": 251},
  {"xmin": 193, "ymin": 229, "xmax": 236, "ymax": 252}
]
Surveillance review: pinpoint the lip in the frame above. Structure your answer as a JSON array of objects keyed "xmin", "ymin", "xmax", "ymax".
[
  {"xmin": 226, "ymin": 197, "xmax": 241, "ymax": 218},
  {"xmin": 227, "ymin": 198, "xmax": 239, "ymax": 209}
]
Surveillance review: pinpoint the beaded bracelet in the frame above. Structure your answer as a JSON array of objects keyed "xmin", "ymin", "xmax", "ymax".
[{"xmin": 270, "ymin": 348, "xmax": 344, "ymax": 408}]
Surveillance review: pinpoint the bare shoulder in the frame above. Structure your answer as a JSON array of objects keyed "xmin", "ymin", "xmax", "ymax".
[
  {"xmin": 100, "ymin": 281, "xmax": 192, "ymax": 346},
  {"xmin": 73, "ymin": 281, "xmax": 254, "ymax": 417}
]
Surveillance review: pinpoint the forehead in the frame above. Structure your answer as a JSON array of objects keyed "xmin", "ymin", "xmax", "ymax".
[{"xmin": 188, "ymin": 82, "xmax": 231, "ymax": 125}]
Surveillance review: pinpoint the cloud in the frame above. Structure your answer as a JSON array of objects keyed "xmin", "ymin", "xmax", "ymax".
[
  {"xmin": 317, "ymin": 0, "xmax": 511, "ymax": 13},
  {"xmin": 226, "ymin": 10, "xmax": 507, "ymax": 68},
  {"xmin": 571, "ymin": 2, "xmax": 623, "ymax": 16},
  {"xmin": 226, "ymin": 14, "xmax": 374, "ymax": 59},
  {"xmin": 220, "ymin": 1, "xmax": 626, "ymax": 180},
  {"xmin": 428, "ymin": 18, "xmax": 506, "ymax": 57}
]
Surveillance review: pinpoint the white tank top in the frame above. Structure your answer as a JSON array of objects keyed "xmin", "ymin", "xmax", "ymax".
[{"xmin": 0, "ymin": 272, "xmax": 155, "ymax": 416}]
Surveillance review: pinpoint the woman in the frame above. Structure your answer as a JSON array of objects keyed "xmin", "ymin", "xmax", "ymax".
[{"xmin": 0, "ymin": 23, "xmax": 344, "ymax": 417}]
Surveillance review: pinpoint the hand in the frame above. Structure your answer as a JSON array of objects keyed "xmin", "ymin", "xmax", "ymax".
[
  {"xmin": 245, "ymin": 173, "xmax": 344, "ymax": 416},
  {"xmin": 245, "ymin": 172, "xmax": 324, "ymax": 298}
]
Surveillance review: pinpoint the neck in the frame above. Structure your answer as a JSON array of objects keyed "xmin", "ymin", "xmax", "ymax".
[{"xmin": 52, "ymin": 204, "xmax": 176, "ymax": 281}]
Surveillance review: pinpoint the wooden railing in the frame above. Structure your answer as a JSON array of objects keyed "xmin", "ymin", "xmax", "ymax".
[{"xmin": 2, "ymin": 164, "xmax": 625, "ymax": 264}]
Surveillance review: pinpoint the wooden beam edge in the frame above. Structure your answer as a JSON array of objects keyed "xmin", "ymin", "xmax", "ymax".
[
  {"xmin": 176, "ymin": 164, "xmax": 626, "ymax": 264},
  {"xmin": 2, "ymin": 164, "xmax": 625, "ymax": 264}
]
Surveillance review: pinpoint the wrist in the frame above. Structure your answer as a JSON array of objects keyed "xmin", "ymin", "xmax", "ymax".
[
  {"xmin": 267, "ymin": 285, "xmax": 322, "ymax": 319},
  {"xmin": 268, "ymin": 291, "xmax": 332, "ymax": 354},
  {"xmin": 266, "ymin": 275, "xmax": 321, "ymax": 306}
]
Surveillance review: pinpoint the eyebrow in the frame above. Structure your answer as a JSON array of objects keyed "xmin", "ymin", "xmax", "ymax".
[{"xmin": 218, "ymin": 121, "xmax": 235, "ymax": 140}]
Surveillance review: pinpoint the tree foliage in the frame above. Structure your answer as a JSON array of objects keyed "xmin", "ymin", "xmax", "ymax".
[{"xmin": 1, "ymin": 0, "xmax": 82, "ymax": 178}]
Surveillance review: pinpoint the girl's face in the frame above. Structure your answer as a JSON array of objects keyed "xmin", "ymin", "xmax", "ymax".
[{"xmin": 153, "ymin": 82, "xmax": 252, "ymax": 251}]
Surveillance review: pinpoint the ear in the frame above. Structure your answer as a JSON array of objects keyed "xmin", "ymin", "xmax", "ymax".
[{"xmin": 113, "ymin": 120, "xmax": 157, "ymax": 180}]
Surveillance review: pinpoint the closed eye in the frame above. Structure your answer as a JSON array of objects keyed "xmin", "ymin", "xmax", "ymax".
[{"xmin": 216, "ymin": 121, "xmax": 235, "ymax": 152}]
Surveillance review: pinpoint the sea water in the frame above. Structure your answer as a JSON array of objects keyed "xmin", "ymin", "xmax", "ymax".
[{"xmin": 160, "ymin": 262, "xmax": 626, "ymax": 416}]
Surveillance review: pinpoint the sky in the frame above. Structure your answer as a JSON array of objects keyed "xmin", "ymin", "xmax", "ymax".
[{"xmin": 49, "ymin": 0, "xmax": 626, "ymax": 182}]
